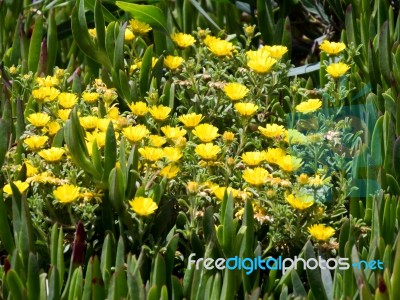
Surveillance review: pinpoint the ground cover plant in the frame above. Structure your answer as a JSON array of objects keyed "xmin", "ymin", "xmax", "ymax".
[{"xmin": 0, "ymin": 0, "xmax": 400, "ymax": 299}]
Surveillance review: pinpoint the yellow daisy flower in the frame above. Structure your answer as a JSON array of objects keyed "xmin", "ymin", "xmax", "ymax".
[
  {"xmin": 192, "ymin": 123, "xmax": 219, "ymax": 142},
  {"xmin": 81, "ymin": 92, "xmax": 100, "ymax": 104},
  {"xmin": 264, "ymin": 148, "xmax": 286, "ymax": 165},
  {"xmin": 195, "ymin": 143, "xmax": 221, "ymax": 161},
  {"xmin": 241, "ymin": 151, "xmax": 266, "ymax": 167},
  {"xmin": 308, "ymin": 224, "xmax": 335, "ymax": 241},
  {"xmin": 171, "ymin": 33, "xmax": 196, "ymax": 48},
  {"xmin": 148, "ymin": 135, "xmax": 167, "ymax": 147},
  {"xmin": 258, "ymin": 124, "xmax": 286, "ymax": 138},
  {"xmin": 128, "ymin": 101, "xmax": 148, "ymax": 116},
  {"xmin": 160, "ymin": 164, "xmax": 180, "ymax": 179},
  {"xmin": 319, "ymin": 40, "xmax": 346, "ymax": 55},
  {"xmin": 161, "ymin": 126, "xmax": 187, "ymax": 140},
  {"xmin": 32, "ymin": 86, "xmax": 60, "ymax": 103},
  {"xmin": 207, "ymin": 38, "xmax": 234, "ymax": 57},
  {"xmin": 164, "ymin": 55, "xmax": 184, "ymax": 70},
  {"xmin": 286, "ymin": 194, "xmax": 314, "ymax": 210},
  {"xmin": 3, "ymin": 180, "xmax": 30, "ymax": 196},
  {"xmin": 24, "ymin": 136, "xmax": 48, "ymax": 151},
  {"xmin": 326, "ymin": 62, "xmax": 350, "ymax": 78},
  {"xmin": 163, "ymin": 147, "xmax": 183, "ymax": 162},
  {"xmin": 234, "ymin": 102, "xmax": 259, "ymax": 117},
  {"xmin": 54, "ymin": 184, "xmax": 80, "ymax": 203},
  {"xmin": 223, "ymin": 83, "xmax": 249, "ymax": 101},
  {"xmin": 129, "ymin": 197, "xmax": 158, "ymax": 216},
  {"xmin": 148, "ymin": 105, "xmax": 171, "ymax": 121},
  {"xmin": 277, "ymin": 155, "xmax": 303, "ymax": 172},
  {"xmin": 242, "ymin": 167, "xmax": 270, "ymax": 186},
  {"xmin": 27, "ymin": 113, "xmax": 51, "ymax": 127},
  {"xmin": 178, "ymin": 113, "xmax": 203, "ymax": 128},
  {"xmin": 79, "ymin": 116, "xmax": 98, "ymax": 130},
  {"xmin": 247, "ymin": 56, "xmax": 276, "ymax": 74},
  {"xmin": 38, "ymin": 147, "xmax": 65, "ymax": 162},
  {"xmin": 58, "ymin": 92, "xmax": 78, "ymax": 108},
  {"xmin": 129, "ymin": 19, "xmax": 152, "ymax": 35},
  {"xmin": 122, "ymin": 124, "xmax": 149, "ymax": 144},
  {"xmin": 262, "ymin": 45, "xmax": 288, "ymax": 59},
  {"xmin": 296, "ymin": 99, "xmax": 322, "ymax": 114},
  {"xmin": 138, "ymin": 147, "xmax": 165, "ymax": 161}
]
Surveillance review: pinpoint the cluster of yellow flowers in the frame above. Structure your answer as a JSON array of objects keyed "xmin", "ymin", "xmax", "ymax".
[
  {"xmin": 319, "ymin": 40, "xmax": 350, "ymax": 78},
  {"xmin": 2, "ymin": 25, "xmax": 349, "ymax": 243}
]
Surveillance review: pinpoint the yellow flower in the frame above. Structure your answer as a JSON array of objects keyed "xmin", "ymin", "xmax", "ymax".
[
  {"xmin": 242, "ymin": 167, "xmax": 270, "ymax": 186},
  {"xmin": 309, "ymin": 175, "xmax": 330, "ymax": 187},
  {"xmin": 207, "ymin": 38, "xmax": 235, "ymax": 57},
  {"xmin": 58, "ymin": 92, "xmax": 78, "ymax": 108},
  {"xmin": 103, "ymin": 89, "xmax": 118, "ymax": 104},
  {"xmin": 187, "ymin": 181, "xmax": 199, "ymax": 194},
  {"xmin": 79, "ymin": 116, "xmax": 98, "ymax": 130},
  {"xmin": 171, "ymin": 33, "xmax": 196, "ymax": 48},
  {"xmin": 178, "ymin": 113, "xmax": 203, "ymax": 128},
  {"xmin": 57, "ymin": 109, "xmax": 71, "ymax": 122},
  {"xmin": 247, "ymin": 56, "xmax": 276, "ymax": 74},
  {"xmin": 308, "ymin": 224, "xmax": 335, "ymax": 241},
  {"xmin": 96, "ymin": 119, "xmax": 112, "ymax": 132},
  {"xmin": 148, "ymin": 105, "xmax": 171, "ymax": 121},
  {"xmin": 3, "ymin": 180, "xmax": 30, "ymax": 195},
  {"xmin": 129, "ymin": 19, "xmax": 152, "ymax": 35},
  {"xmin": 124, "ymin": 28, "xmax": 135, "ymax": 42},
  {"xmin": 286, "ymin": 194, "xmax": 314, "ymax": 210},
  {"xmin": 285, "ymin": 129, "xmax": 308, "ymax": 145},
  {"xmin": 296, "ymin": 99, "xmax": 322, "ymax": 114},
  {"xmin": 53, "ymin": 184, "xmax": 80, "ymax": 203},
  {"xmin": 234, "ymin": 102, "xmax": 259, "ymax": 117},
  {"xmin": 161, "ymin": 126, "xmax": 187, "ymax": 140},
  {"xmin": 86, "ymin": 130, "xmax": 106, "ymax": 148},
  {"xmin": 38, "ymin": 147, "xmax": 65, "ymax": 162},
  {"xmin": 24, "ymin": 136, "xmax": 48, "ymax": 151},
  {"xmin": 46, "ymin": 122, "xmax": 61, "ymax": 135},
  {"xmin": 223, "ymin": 83, "xmax": 249, "ymax": 101},
  {"xmin": 246, "ymin": 49, "xmax": 268, "ymax": 61},
  {"xmin": 24, "ymin": 161, "xmax": 39, "ymax": 177},
  {"xmin": 262, "ymin": 45, "xmax": 288, "ymax": 59},
  {"xmin": 192, "ymin": 124, "xmax": 219, "ymax": 142},
  {"xmin": 163, "ymin": 147, "xmax": 183, "ymax": 162},
  {"xmin": 26, "ymin": 171, "xmax": 62, "ymax": 185},
  {"xmin": 149, "ymin": 135, "xmax": 167, "ymax": 147},
  {"xmin": 164, "ymin": 55, "xmax": 184, "ymax": 70},
  {"xmin": 35, "ymin": 76, "xmax": 59, "ymax": 87},
  {"xmin": 27, "ymin": 113, "xmax": 51, "ymax": 127},
  {"xmin": 82, "ymin": 92, "xmax": 100, "ymax": 104},
  {"xmin": 319, "ymin": 40, "xmax": 346, "ymax": 55},
  {"xmin": 128, "ymin": 101, "xmax": 148, "ymax": 116},
  {"xmin": 242, "ymin": 151, "xmax": 266, "ymax": 167},
  {"xmin": 264, "ymin": 148, "xmax": 286, "ymax": 165},
  {"xmin": 195, "ymin": 143, "xmax": 221, "ymax": 161},
  {"xmin": 258, "ymin": 124, "xmax": 285, "ymax": 138},
  {"xmin": 138, "ymin": 147, "xmax": 164, "ymax": 161},
  {"xmin": 160, "ymin": 164, "xmax": 180, "ymax": 179},
  {"xmin": 32, "ymin": 86, "xmax": 60, "ymax": 103},
  {"xmin": 212, "ymin": 186, "xmax": 239, "ymax": 201},
  {"xmin": 326, "ymin": 62, "xmax": 350, "ymax": 78},
  {"xmin": 277, "ymin": 155, "xmax": 303, "ymax": 172},
  {"xmin": 88, "ymin": 28, "xmax": 97, "ymax": 38},
  {"xmin": 129, "ymin": 196, "xmax": 158, "ymax": 216},
  {"xmin": 297, "ymin": 173, "xmax": 310, "ymax": 185},
  {"xmin": 222, "ymin": 131, "xmax": 235, "ymax": 142},
  {"xmin": 122, "ymin": 125, "xmax": 149, "ymax": 143}
]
